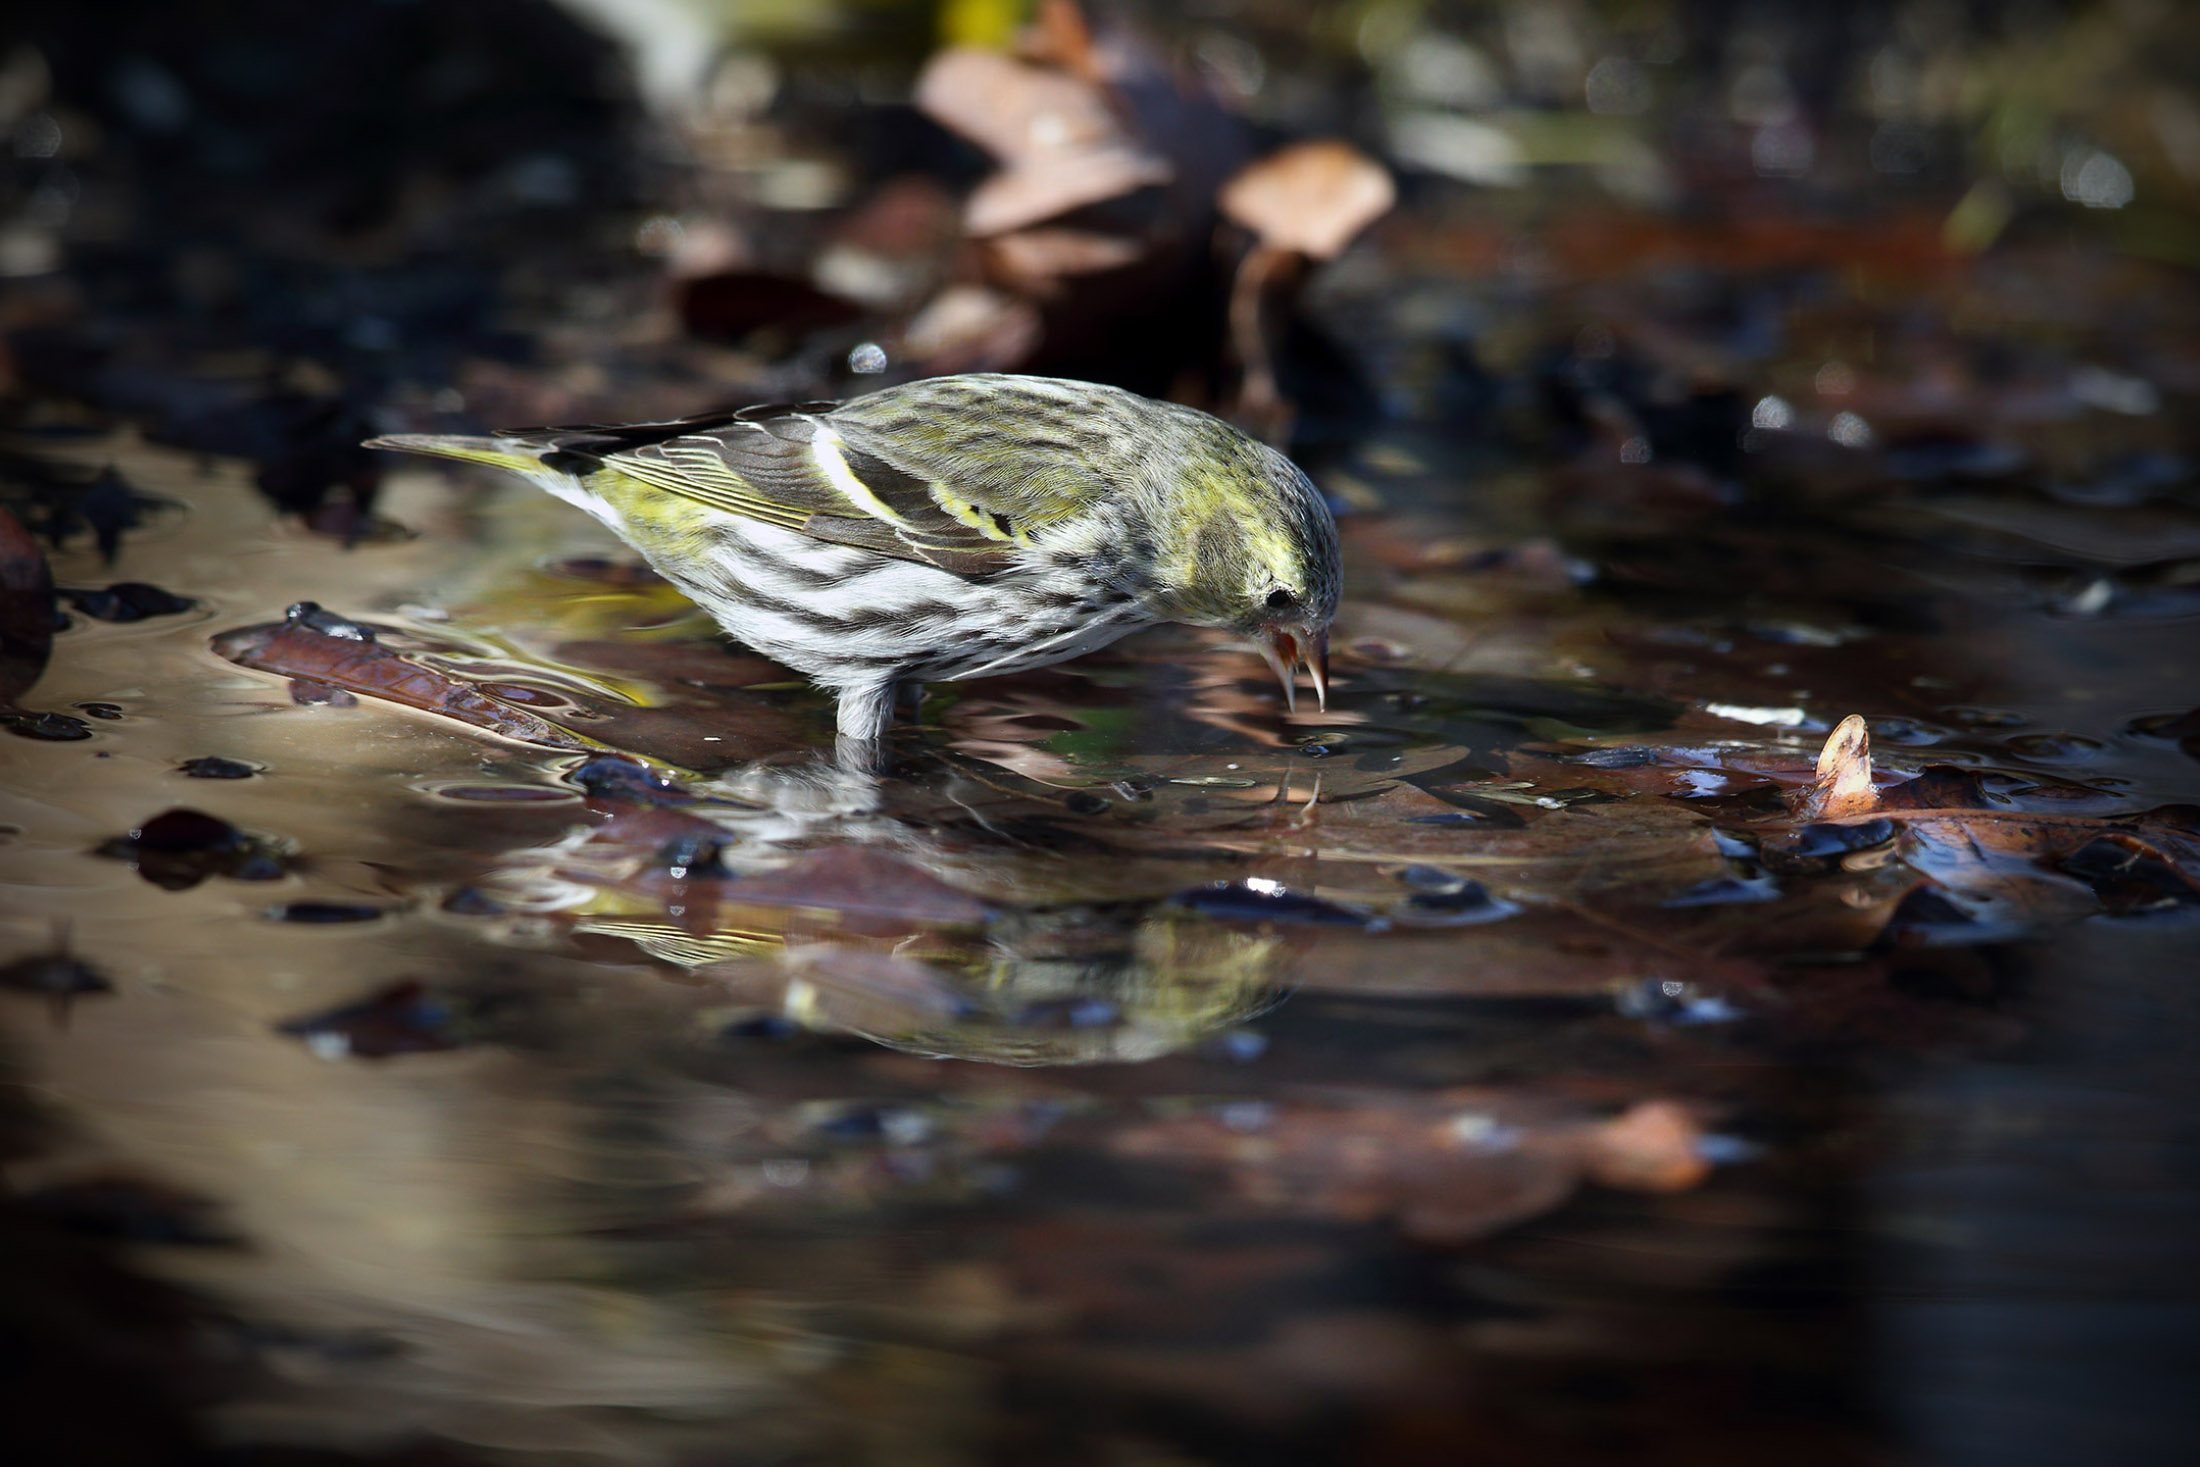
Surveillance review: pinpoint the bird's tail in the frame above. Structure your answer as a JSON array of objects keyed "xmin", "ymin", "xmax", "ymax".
[{"xmin": 361, "ymin": 434, "xmax": 551, "ymax": 476}]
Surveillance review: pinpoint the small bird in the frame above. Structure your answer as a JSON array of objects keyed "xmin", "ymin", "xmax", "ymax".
[{"xmin": 366, "ymin": 374, "xmax": 1339, "ymax": 742}]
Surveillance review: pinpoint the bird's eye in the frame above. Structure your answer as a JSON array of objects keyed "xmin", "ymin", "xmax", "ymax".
[{"xmin": 1265, "ymin": 588, "xmax": 1295, "ymax": 611}]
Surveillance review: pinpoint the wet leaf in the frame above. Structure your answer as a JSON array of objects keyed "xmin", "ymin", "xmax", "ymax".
[
  {"xmin": 1107, "ymin": 1091, "xmax": 1713, "ymax": 1243},
  {"xmin": 214, "ymin": 616, "xmax": 591, "ymax": 750},
  {"xmin": 2055, "ymin": 834, "xmax": 2200, "ymax": 914},
  {"xmin": 0, "ymin": 709, "xmax": 93, "ymax": 741},
  {"xmin": 593, "ymin": 842, "xmax": 993, "ymax": 937},
  {"xmin": 1795, "ymin": 713, "xmax": 1878, "ymax": 820},
  {"xmin": 2129, "ymin": 707, "xmax": 2200, "ymax": 761}
]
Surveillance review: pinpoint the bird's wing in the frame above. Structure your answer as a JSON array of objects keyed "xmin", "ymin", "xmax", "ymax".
[{"xmin": 510, "ymin": 394, "xmax": 1098, "ymax": 577}]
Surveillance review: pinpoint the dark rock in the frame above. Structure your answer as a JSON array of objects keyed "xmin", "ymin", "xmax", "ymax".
[
  {"xmin": 279, "ymin": 980, "xmax": 461, "ymax": 1057},
  {"xmin": 178, "ymin": 756, "xmax": 258, "ymax": 779},
  {"xmin": 61, "ymin": 582, "xmax": 195, "ymax": 622},
  {"xmin": 94, "ymin": 808, "xmax": 289, "ymax": 890},
  {"xmin": 1172, "ymin": 880, "xmax": 1373, "ymax": 927},
  {"xmin": 266, "ymin": 902, "xmax": 385, "ymax": 924},
  {"xmin": 282, "ymin": 601, "xmax": 377, "ymax": 642}
]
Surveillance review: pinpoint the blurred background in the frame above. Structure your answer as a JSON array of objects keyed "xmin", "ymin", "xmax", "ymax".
[
  {"xmin": 7, "ymin": 0, "xmax": 2200, "ymax": 476},
  {"xmin": 4, "ymin": 2, "xmax": 2199, "ymax": 1465}
]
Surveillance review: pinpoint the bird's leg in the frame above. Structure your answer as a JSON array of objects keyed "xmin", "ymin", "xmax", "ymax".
[
  {"xmin": 900, "ymin": 681, "xmax": 927, "ymax": 721},
  {"xmin": 833, "ymin": 734, "xmax": 884, "ymax": 774},
  {"xmin": 831, "ymin": 676, "xmax": 898, "ymax": 742}
]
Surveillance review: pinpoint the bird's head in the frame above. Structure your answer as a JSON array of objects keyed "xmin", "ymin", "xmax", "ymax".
[{"xmin": 1144, "ymin": 424, "xmax": 1341, "ymax": 713}]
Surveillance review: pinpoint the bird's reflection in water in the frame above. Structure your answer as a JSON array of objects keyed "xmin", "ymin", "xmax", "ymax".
[{"xmin": 480, "ymin": 749, "xmax": 1289, "ymax": 1066}]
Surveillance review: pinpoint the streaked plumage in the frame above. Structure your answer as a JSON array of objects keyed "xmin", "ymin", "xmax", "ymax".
[{"xmin": 366, "ymin": 373, "xmax": 1339, "ymax": 742}]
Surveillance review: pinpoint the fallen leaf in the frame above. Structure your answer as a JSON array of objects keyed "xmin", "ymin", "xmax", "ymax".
[
  {"xmin": 1107, "ymin": 1090, "xmax": 1714, "ymax": 1244},
  {"xmin": 1219, "ymin": 140, "xmax": 1396, "ymax": 261},
  {"xmin": 1795, "ymin": 713, "xmax": 1877, "ymax": 819},
  {"xmin": 916, "ymin": 47, "xmax": 1171, "ymax": 235},
  {"xmin": 1581, "ymin": 1101, "xmax": 1713, "ymax": 1192},
  {"xmin": 216, "ymin": 614, "xmax": 590, "ymax": 749}
]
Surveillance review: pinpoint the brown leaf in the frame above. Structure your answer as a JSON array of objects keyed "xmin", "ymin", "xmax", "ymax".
[
  {"xmin": 724, "ymin": 846, "xmax": 995, "ymax": 930},
  {"xmin": 964, "ymin": 151, "xmax": 1172, "ymax": 237},
  {"xmin": 1581, "ymin": 1101, "xmax": 1713, "ymax": 1192},
  {"xmin": 215, "ymin": 619, "xmax": 591, "ymax": 750},
  {"xmin": 217, "ymin": 615, "xmax": 801, "ymax": 766},
  {"xmin": 1795, "ymin": 713, "xmax": 1877, "ymax": 820},
  {"xmin": 1179, "ymin": 782, "xmax": 1726, "ymax": 908},
  {"xmin": 915, "ymin": 47, "xmax": 1171, "ymax": 235},
  {"xmin": 1214, "ymin": 141, "xmax": 1391, "ymax": 438},
  {"xmin": 557, "ymin": 833, "xmax": 995, "ymax": 944},
  {"xmin": 1107, "ymin": 1091, "xmax": 1712, "ymax": 1244},
  {"xmin": 917, "ymin": 47, "xmax": 1132, "ymax": 167},
  {"xmin": 1219, "ymin": 141, "xmax": 1396, "ymax": 261}
]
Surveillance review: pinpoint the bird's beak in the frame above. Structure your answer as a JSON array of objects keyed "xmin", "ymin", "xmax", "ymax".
[{"xmin": 1257, "ymin": 626, "xmax": 1330, "ymax": 715}]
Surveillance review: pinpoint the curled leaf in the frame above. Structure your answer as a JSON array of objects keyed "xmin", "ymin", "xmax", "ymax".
[{"xmin": 1797, "ymin": 713, "xmax": 1876, "ymax": 820}]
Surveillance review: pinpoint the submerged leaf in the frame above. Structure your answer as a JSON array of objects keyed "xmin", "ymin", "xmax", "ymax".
[{"xmin": 215, "ymin": 616, "xmax": 590, "ymax": 750}]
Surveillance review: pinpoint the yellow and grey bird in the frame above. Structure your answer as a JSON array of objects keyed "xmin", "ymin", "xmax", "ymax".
[{"xmin": 366, "ymin": 373, "xmax": 1339, "ymax": 741}]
